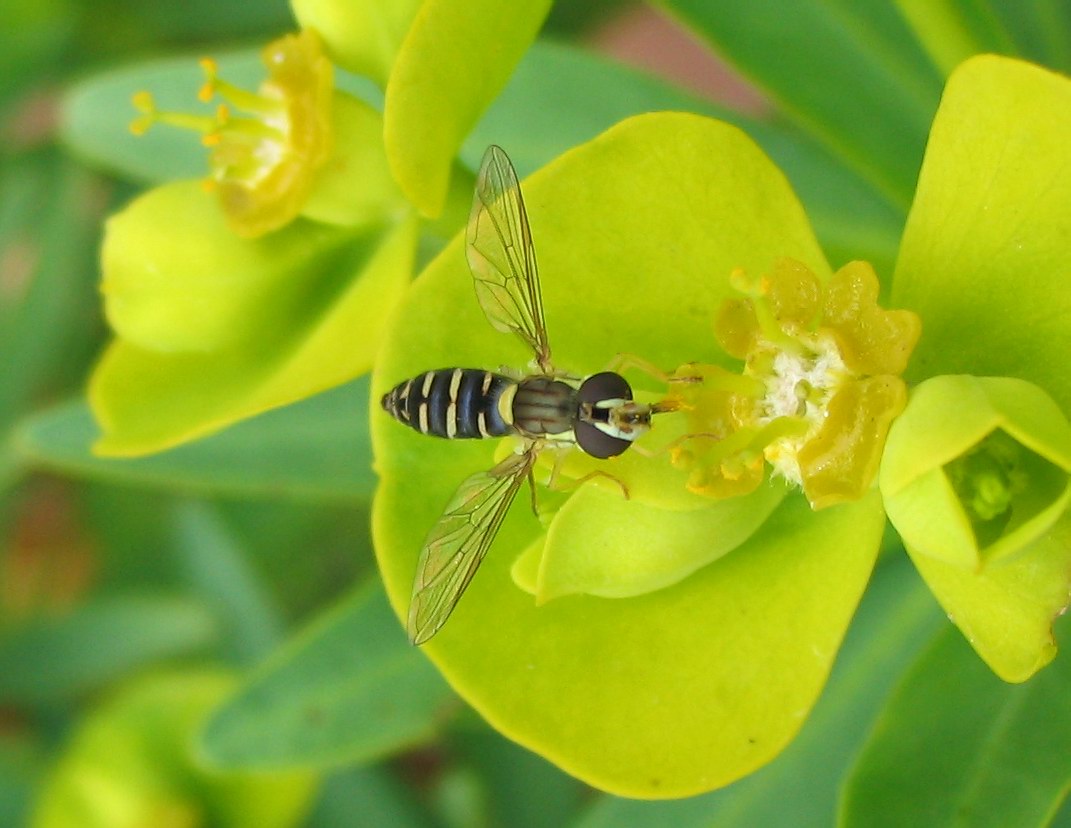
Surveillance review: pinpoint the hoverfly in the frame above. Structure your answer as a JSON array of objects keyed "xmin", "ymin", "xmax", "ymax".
[{"xmin": 381, "ymin": 146, "xmax": 679, "ymax": 644}]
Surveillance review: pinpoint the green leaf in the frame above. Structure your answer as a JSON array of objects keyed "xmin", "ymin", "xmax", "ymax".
[
  {"xmin": 0, "ymin": 596, "xmax": 217, "ymax": 705},
  {"xmin": 841, "ymin": 619, "xmax": 1071, "ymax": 828},
  {"xmin": 90, "ymin": 212, "xmax": 416, "ymax": 455},
  {"xmin": 445, "ymin": 717, "xmax": 586, "ymax": 828},
  {"xmin": 61, "ymin": 52, "xmax": 271, "ymax": 184},
  {"xmin": 307, "ymin": 766, "xmax": 434, "ymax": 828},
  {"xmin": 467, "ymin": 40, "xmax": 904, "ymax": 275},
  {"xmin": 659, "ymin": 0, "xmax": 943, "ymax": 209},
  {"xmin": 14, "ymin": 378, "xmax": 374, "ymax": 501},
  {"xmin": 124, "ymin": 0, "xmax": 292, "ymax": 41},
  {"xmin": 975, "ymin": 0, "xmax": 1071, "ymax": 72},
  {"xmin": 0, "ymin": 156, "xmax": 102, "ymax": 455},
  {"xmin": 894, "ymin": 0, "xmax": 1019, "ymax": 75},
  {"xmin": 0, "ymin": 736, "xmax": 44, "ymax": 828},
  {"xmin": 373, "ymin": 112, "xmax": 885, "ymax": 796},
  {"xmin": 0, "ymin": 0, "xmax": 73, "ymax": 108},
  {"xmin": 383, "ymin": 0, "xmax": 552, "ymax": 216},
  {"xmin": 199, "ymin": 580, "xmax": 456, "ymax": 770},
  {"xmin": 573, "ymin": 555, "xmax": 942, "ymax": 827},
  {"xmin": 893, "ymin": 55, "xmax": 1071, "ymax": 413},
  {"xmin": 171, "ymin": 502, "xmax": 286, "ymax": 664}
]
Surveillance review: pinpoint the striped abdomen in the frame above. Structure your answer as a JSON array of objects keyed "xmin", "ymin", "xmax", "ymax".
[{"xmin": 381, "ymin": 368, "xmax": 515, "ymax": 439}]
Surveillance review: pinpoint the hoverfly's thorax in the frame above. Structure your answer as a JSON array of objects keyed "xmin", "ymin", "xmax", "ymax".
[{"xmin": 512, "ymin": 376, "xmax": 578, "ymax": 437}]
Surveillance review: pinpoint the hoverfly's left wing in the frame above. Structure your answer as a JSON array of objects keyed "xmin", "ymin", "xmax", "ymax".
[
  {"xmin": 407, "ymin": 449, "xmax": 536, "ymax": 645},
  {"xmin": 466, "ymin": 145, "xmax": 552, "ymax": 373}
]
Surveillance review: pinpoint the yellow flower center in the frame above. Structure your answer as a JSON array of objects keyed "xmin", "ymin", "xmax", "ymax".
[
  {"xmin": 129, "ymin": 30, "xmax": 333, "ymax": 237},
  {"xmin": 750, "ymin": 329, "xmax": 848, "ymax": 486},
  {"xmin": 670, "ymin": 258, "xmax": 921, "ymax": 509}
]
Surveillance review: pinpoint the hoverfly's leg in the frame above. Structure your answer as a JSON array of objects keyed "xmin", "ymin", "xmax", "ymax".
[
  {"xmin": 604, "ymin": 353, "xmax": 702, "ymax": 385},
  {"xmin": 543, "ymin": 451, "xmax": 631, "ymax": 500},
  {"xmin": 558, "ymin": 470, "xmax": 631, "ymax": 500},
  {"xmin": 526, "ymin": 466, "xmax": 539, "ymax": 517}
]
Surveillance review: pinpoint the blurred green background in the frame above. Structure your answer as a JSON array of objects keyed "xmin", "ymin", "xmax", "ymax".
[{"xmin": 3, "ymin": 0, "xmax": 1071, "ymax": 825}]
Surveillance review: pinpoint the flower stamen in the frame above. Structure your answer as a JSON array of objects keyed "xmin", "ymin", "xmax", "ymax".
[{"xmin": 128, "ymin": 31, "xmax": 334, "ymax": 237}]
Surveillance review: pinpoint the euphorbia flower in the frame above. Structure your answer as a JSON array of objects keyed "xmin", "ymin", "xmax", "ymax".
[
  {"xmin": 89, "ymin": 1, "xmax": 556, "ymax": 455},
  {"xmin": 132, "ymin": 31, "xmax": 335, "ymax": 238},
  {"xmin": 91, "ymin": 31, "xmax": 414, "ymax": 455},
  {"xmin": 373, "ymin": 54, "xmax": 1071, "ymax": 796}
]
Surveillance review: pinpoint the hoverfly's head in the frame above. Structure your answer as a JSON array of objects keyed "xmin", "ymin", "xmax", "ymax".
[{"xmin": 575, "ymin": 371, "xmax": 654, "ymax": 458}]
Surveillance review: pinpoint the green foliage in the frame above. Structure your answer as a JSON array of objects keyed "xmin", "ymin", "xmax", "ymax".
[
  {"xmin": 4, "ymin": 0, "xmax": 1071, "ymax": 825},
  {"xmin": 31, "ymin": 671, "xmax": 318, "ymax": 828},
  {"xmin": 842, "ymin": 620, "xmax": 1071, "ymax": 827},
  {"xmin": 199, "ymin": 580, "xmax": 455, "ymax": 770},
  {"xmin": 14, "ymin": 379, "xmax": 375, "ymax": 501},
  {"xmin": 659, "ymin": 0, "xmax": 943, "ymax": 208},
  {"xmin": 0, "ymin": 596, "xmax": 218, "ymax": 706}
]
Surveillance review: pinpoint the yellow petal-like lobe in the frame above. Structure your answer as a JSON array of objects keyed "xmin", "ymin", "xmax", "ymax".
[
  {"xmin": 799, "ymin": 375, "xmax": 907, "ymax": 509},
  {"xmin": 823, "ymin": 260, "xmax": 921, "ymax": 376}
]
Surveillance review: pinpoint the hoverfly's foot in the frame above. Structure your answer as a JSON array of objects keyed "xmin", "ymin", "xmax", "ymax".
[{"xmin": 667, "ymin": 361, "xmax": 704, "ymax": 385}]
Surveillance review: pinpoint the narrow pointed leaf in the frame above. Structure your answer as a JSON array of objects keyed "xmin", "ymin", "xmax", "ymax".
[
  {"xmin": 0, "ymin": 596, "xmax": 217, "ymax": 705},
  {"xmin": 14, "ymin": 379, "xmax": 374, "ymax": 501},
  {"xmin": 659, "ymin": 0, "xmax": 944, "ymax": 208},
  {"xmin": 171, "ymin": 501, "xmax": 286, "ymax": 664},
  {"xmin": 199, "ymin": 581, "xmax": 456, "ymax": 770}
]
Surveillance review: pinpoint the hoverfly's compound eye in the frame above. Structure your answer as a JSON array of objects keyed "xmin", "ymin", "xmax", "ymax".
[
  {"xmin": 575, "ymin": 372, "xmax": 635, "ymax": 459},
  {"xmin": 577, "ymin": 371, "xmax": 633, "ymax": 404},
  {"xmin": 574, "ymin": 421, "xmax": 632, "ymax": 458}
]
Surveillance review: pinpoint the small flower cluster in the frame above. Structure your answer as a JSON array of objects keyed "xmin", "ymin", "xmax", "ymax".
[
  {"xmin": 131, "ymin": 31, "xmax": 334, "ymax": 237},
  {"xmin": 671, "ymin": 258, "xmax": 921, "ymax": 509}
]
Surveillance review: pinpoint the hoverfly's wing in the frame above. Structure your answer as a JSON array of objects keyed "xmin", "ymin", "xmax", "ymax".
[
  {"xmin": 466, "ymin": 145, "xmax": 552, "ymax": 372},
  {"xmin": 407, "ymin": 449, "xmax": 536, "ymax": 644}
]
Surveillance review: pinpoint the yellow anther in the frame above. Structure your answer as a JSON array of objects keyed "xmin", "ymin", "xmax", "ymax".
[
  {"xmin": 198, "ymin": 57, "xmax": 219, "ymax": 102},
  {"xmin": 129, "ymin": 91, "xmax": 156, "ymax": 136},
  {"xmin": 131, "ymin": 90, "xmax": 155, "ymax": 114}
]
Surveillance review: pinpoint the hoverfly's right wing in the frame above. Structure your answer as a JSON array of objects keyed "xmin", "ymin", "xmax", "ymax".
[
  {"xmin": 466, "ymin": 145, "xmax": 552, "ymax": 373},
  {"xmin": 407, "ymin": 449, "xmax": 536, "ymax": 645}
]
